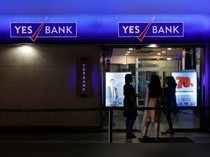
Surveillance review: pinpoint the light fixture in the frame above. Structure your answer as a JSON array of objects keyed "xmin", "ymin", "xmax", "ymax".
[
  {"xmin": 15, "ymin": 44, "xmax": 37, "ymax": 60},
  {"xmin": 157, "ymin": 52, "xmax": 161, "ymax": 56},
  {"xmin": 126, "ymin": 50, "xmax": 131, "ymax": 54},
  {"xmin": 167, "ymin": 48, "xmax": 172, "ymax": 51},
  {"xmin": 166, "ymin": 57, "xmax": 172, "ymax": 61},
  {"xmin": 147, "ymin": 44, "xmax": 158, "ymax": 48},
  {"xmin": 18, "ymin": 45, "xmax": 34, "ymax": 53},
  {"xmin": 128, "ymin": 48, "xmax": 134, "ymax": 51},
  {"xmin": 161, "ymin": 50, "xmax": 166, "ymax": 54}
]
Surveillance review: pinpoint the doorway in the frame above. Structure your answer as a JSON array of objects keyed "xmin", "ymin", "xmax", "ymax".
[{"xmin": 106, "ymin": 46, "xmax": 202, "ymax": 131}]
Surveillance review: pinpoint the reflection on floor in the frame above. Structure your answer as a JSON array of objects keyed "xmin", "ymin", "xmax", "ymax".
[
  {"xmin": 0, "ymin": 110, "xmax": 206, "ymax": 144},
  {"xmin": 112, "ymin": 110, "xmax": 200, "ymax": 132},
  {"xmin": 113, "ymin": 132, "xmax": 210, "ymax": 143},
  {"xmin": 138, "ymin": 137, "xmax": 193, "ymax": 143}
]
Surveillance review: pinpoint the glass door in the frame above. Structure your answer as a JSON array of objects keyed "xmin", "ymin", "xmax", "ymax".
[{"xmin": 135, "ymin": 58, "xmax": 161, "ymax": 106}]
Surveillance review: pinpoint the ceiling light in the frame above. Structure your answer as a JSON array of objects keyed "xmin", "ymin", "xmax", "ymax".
[
  {"xmin": 17, "ymin": 45, "xmax": 36, "ymax": 58},
  {"xmin": 147, "ymin": 44, "xmax": 158, "ymax": 48},
  {"xmin": 128, "ymin": 48, "xmax": 134, "ymax": 51},
  {"xmin": 18, "ymin": 45, "xmax": 34, "ymax": 53},
  {"xmin": 167, "ymin": 48, "xmax": 172, "ymax": 51},
  {"xmin": 13, "ymin": 44, "xmax": 38, "ymax": 63}
]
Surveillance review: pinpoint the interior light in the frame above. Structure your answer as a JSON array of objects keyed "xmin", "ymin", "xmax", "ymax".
[
  {"xmin": 147, "ymin": 44, "xmax": 158, "ymax": 48},
  {"xmin": 162, "ymin": 50, "xmax": 166, "ymax": 54},
  {"xmin": 166, "ymin": 57, "xmax": 172, "ymax": 61},
  {"xmin": 167, "ymin": 48, "xmax": 172, "ymax": 51},
  {"xmin": 128, "ymin": 48, "xmax": 134, "ymax": 51},
  {"xmin": 126, "ymin": 50, "xmax": 131, "ymax": 54},
  {"xmin": 157, "ymin": 52, "xmax": 161, "ymax": 56}
]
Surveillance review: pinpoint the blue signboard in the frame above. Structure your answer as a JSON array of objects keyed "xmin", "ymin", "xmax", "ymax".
[
  {"xmin": 10, "ymin": 23, "xmax": 77, "ymax": 40},
  {"xmin": 0, "ymin": 14, "xmax": 210, "ymax": 43},
  {"xmin": 118, "ymin": 23, "xmax": 184, "ymax": 38}
]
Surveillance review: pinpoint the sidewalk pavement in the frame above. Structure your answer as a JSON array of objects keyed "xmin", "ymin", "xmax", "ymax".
[{"xmin": 0, "ymin": 131, "xmax": 210, "ymax": 143}]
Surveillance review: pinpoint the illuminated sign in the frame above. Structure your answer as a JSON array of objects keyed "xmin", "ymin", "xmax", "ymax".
[
  {"xmin": 105, "ymin": 72, "xmax": 131, "ymax": 107},
  {"xmin": 172, "ymin": 71, "xmax": 197, "ymax": 107},
  {"xmin": 10, "ymin": 23, "xmax": 77, "ymax": 41},
  {"xmin": 0, "ymin": 15, "xmax": 209, "ymax": 43},
  {"xmin": 118, "ymin": 23, "xmax": 184, "ymax": 39},
  {"xmin": 176, "ymin": 76, "xmax": 193, "ymax": 88},
  {"xmin": 78, "ymin": 57, "xmax": 89, "ymax": 97},
  {"xmin": 81, "ymin": 63, "xmax": 87, "ymax": 96}
]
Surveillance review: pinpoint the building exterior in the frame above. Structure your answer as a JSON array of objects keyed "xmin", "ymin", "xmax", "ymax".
[{"xmin": 0, "ymin": 0, "xmax": 210, "ymax": 130}]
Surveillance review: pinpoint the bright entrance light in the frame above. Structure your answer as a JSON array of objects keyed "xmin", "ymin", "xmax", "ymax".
[
  {"xmin": 17, "ymin": 45, "xmax": 36, "ymax": 58},
  {"xmin": 147, "ymin": 44, "xmax": 158, "ymax": 48}
]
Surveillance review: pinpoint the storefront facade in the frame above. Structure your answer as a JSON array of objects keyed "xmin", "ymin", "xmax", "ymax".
[{"xmin": 0, "ymin": 0, "xmax": 210, "ymax": 130}]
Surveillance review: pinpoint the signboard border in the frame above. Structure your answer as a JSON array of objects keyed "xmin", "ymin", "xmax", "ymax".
[
  {"xmin": 10, "ymin": 21, "xmax": 78, "ymax": 38},
  {"xmin": 118, "ymin": 22, "xmax": 184, "ymax": 38}
]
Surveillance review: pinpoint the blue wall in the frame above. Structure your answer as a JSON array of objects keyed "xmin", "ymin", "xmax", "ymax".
[
  {"xmin": 201, "ymin": 45, "xmax": 210, "ymax": 130},
  {"xmin": 0, "ymin": 0, "xmax": 210, "ymax": 14}
]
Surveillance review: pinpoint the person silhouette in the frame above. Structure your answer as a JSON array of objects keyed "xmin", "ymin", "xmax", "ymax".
[
  {"xmin": 123, "ymin": 74, "xmax": 137, "ymax": 139},
  {"xmin": 162, "ymin": 76, "xmax": 178, "ymax": 134},
  {"xmin": 142, "ymin": 74, "xmax": 162, "ymax": 140}
]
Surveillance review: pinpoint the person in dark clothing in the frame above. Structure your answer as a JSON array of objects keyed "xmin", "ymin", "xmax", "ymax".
[
  {"xmin": 123, "ymin": 74, "xmax": 137, "ymax": 139},
  {"xmin": 162, "ymin": 76, "xmax": 178, "ymax": 134}
]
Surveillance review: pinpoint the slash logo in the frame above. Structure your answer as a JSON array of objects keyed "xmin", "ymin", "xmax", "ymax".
[
  {"xmin": 10, "ymin": 20, "xmax": 77, "ymax": 42},
  {"xmin": 118, "ymin": 17, "xmax": 184, "ymax": 42}
]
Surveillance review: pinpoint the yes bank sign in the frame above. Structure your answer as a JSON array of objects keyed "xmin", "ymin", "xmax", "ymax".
[
  {"xmin": 10, "ymin": 23, "xmax": 77, "ymax": 40},
  {"xmin": 118, "ymin": 23, "xmax": 184, "ymax": 38}
]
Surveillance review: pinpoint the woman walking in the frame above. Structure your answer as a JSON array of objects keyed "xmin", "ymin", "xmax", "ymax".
[{"xmin": 142, "ymin": 74, "xmax": 162, "ymax": 139}]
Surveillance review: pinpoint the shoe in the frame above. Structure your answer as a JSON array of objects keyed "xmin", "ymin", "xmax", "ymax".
[
  {"xmin": 140, "ymin": 135, "xmax": 149, "ymax": 142},
  {"xmin": 166, "ymin": 129, "xmax": 174, "ymax": 134},
  {"xmin": 126, "ymin": 133, "xmax": 136, "ymax": 139},
  {"xmin": 155, "ymin": 137, "xmax": 160, "ymax": 141},
  {"xmin": 131, "ymin": 133, "xmax": 136, "ymax": 138},
  {"xmin": 161, "ymin": 130, "xmax": 174, "ymax": 135},
  {"xmin": 142, "ymin": 135, "xmax": 149, "ymax": 139}
]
